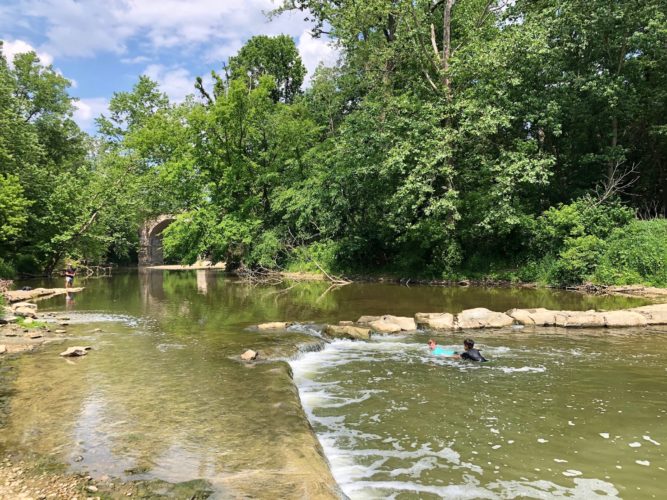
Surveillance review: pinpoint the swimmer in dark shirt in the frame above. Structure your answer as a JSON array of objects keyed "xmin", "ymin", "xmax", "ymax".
[{"xmin": 459, "ymin": 338, "xmax": 487, "ymax": 362}]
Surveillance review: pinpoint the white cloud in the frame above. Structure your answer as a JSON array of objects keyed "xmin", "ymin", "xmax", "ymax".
[
  {"xmin": 73, "ymin": 97, "xmax": 109, "ymax": 132},
  {"xmin": 143, "ymin": 64, "xmax": 200, "ymax": 103},
  {"xmin": 297, "ymin": 31, "xmax": 339, "ymax": 85},
  {"xmin": 16, "ymin": 0, "xmax": 313, "ymax": 58},
  {"xmin": 1, "ymin": 38, "xmax": 54, "ymax": 66},
  {"xmin": 121, "ymin": 55, "xmax": 151, "ymax": 65}
]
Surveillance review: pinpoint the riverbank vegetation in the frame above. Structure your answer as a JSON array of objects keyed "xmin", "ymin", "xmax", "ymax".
[{"xmin": 1, "ymin": 0, "xmax": 666, "ymax": 287}]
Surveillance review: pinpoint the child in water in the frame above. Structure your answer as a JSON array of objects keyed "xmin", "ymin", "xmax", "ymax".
[
  {"xmin": 427, "ymin": 339, "xmax": 458, "ymax": 357},
  {"xmin": 460, "ymin": 338, "xmax": 487, "ymax": 362},
  {"xmin": 427, "ymin": 338, "xmax": 487, "ymax": 362}
]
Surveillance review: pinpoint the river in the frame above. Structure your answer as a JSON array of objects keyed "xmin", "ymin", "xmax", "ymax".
[{"xmin": 1, "ymin": 270, "xmax": 665, "ymax": 498}]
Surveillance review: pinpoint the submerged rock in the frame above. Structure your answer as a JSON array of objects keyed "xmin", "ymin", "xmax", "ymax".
[
  {"xmin": 324, "ymin": 325, "xmax": 371, "ymax": 341},
  {"xmin": 458, "ymin": 308, "xmax": 514, "ymax": 329},
  {"xmin": 415, "ymin": 312, "xmax": 456, "ymax": 330},
  {"xmin": 241, "ymin": 349, "xmax": 258, "ymax": 361},
  {"xmin": 256, "ymin": 322, "xmax": 294, "ymax": 331},
  {"xmin": 59, "ymin": 346, "xmax": 92, "ymax": 357}
]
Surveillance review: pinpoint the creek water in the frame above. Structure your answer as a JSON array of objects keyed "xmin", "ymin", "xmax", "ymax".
[{"xmin": 1, "ymin": 270, "xmax": 665, "ymax": 498}]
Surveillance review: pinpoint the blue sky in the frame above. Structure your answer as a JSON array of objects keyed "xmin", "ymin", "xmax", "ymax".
[{"xmin": 0, "ymin": 0, "xmax": 337, "ymax": 132}]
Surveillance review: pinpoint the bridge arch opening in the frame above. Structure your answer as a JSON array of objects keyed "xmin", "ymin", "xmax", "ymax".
[{"xmin": 139, "ymin": 216, "xmax": 176, "ymax": 266}]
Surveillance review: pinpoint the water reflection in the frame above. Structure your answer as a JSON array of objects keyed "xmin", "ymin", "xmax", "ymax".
[{"xmin": 1, "ymin": 271, "xmax": 661, "ymax": 498}]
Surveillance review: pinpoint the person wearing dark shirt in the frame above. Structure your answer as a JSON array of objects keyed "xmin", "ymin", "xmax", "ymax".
[{"xmin": 459, "ymin": 338, "xmax": 487, "ymax": 362}]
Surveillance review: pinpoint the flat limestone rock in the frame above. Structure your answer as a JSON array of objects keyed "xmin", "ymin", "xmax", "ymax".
[
  {"xmin": 4, "ymin": 287, "xmax": 84, "ymax": 303},
  {"xmin": 13, "ymin": 307, "xmax": 37, "ymax": 319},
  {"xmin": 602, "ymin": 310, "xmax": 648, "ymax": 327},
  {"xmin": 338, "ymin": 321, "xmax": 354, "ymax": 326},
  {"xmin": 28, "ymin": 332, "xmax": 42, "ymax": 339},
  {"xmin": 0, "ymin": 345, "xmax": 6, "ymax": 354},
  {"xmin": 507, "ymin": 308, "xmax": 558, "ymax": 326},
  {"xmin": 241, "ymin": 349, "xmax": 258, "ymax": 361},
  {"xmin": 11, "ymin": 302, "xmax": 38, "ymax": 311},
  {"xmin": 60, "ymin": 346, "xmax": 92, "ymax": 357},
  {"xmin": 554, "ymin": 310, "xmax": 606, "ymax": 328},
  {"xmin": 324, "ymin": 325, "xmax": 371, "ymax": 341},
  {"xmin": 54, "ymin": 329, "xmax": 67, "ymax": 334},
  {"xmin": 457, "ymin": 308, "xmax": 514, "ymax": 329},
  {"xmin": 368, "ymin": 318, "xmax": 401, "ymax": 333},
  {"xmin": 415, "ymin": 312, "xmax": 456, "ymax": 330},
  {"xmin": 256, "ymin": 322, "xmax": 293, "ymax": 331},
  {"xmin": 382, "ymin": 315, "xmax": 417, "ymax": 331},
  {"xmin": 629, "ymin": 304, "xmax": 667, "ymax": 325},
  {"xmin": 356, "ymin": 315, "xmax": 381, "ymax": 325}
]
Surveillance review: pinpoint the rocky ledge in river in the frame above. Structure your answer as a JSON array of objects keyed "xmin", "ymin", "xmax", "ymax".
[
  {"xmin": 419, "ymin": 304, "xmax": 667, "ymax": 330},
  {"xmin": 3, "ymin": 287, "xmax": 84, "ymax": 304},
  {"xmin": 252, "ymin": 303, "xmax": 667, "ymax": 342}
]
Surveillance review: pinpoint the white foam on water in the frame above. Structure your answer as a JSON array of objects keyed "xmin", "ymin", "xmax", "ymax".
[
  {"xmin": 494, "ymin": 366, "xmax": 546, "ymax": 374},
  {"xmin": 643, "ymin": 435, "xmax": 660, "ymax": 445},
  {"xmin": 629, "ymin": 442, "xmax": 642, "ymax": 448},
  {"xmin": 599, "ymin": 433, "xmax": 610, "ymax": 439},
  {"xmin": 289, "ymin": 338, "xmax": 621, "ymax": 499},
  {"xmin": 635, "ymin": 460, "xmax": 650, "ymax": 466},
  {"xmin": 489, "ymin": 478, "xmax": 619, "ymax": 499},
  {"xmin": 562, "ymin": 469, "xmax": 582, "ymax": 477},
  {"xmin": 537, "ymin": 438, "xmax": 549, "ymax": 443}
]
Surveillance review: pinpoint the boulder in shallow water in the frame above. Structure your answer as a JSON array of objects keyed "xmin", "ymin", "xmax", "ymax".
[
  {"xmin": 554, "ymin": 310, "xmax": 605, "ymax": 328},
  {"xmin": 356, "ymin": 315, "xmax": 381, "ymax": 325},
  {"xmin": 241, "ymin": 349, "xmax": 258, "ymax": 361},
  {"xmin": 415, "ymin": 312, "xmax": 456, "ymax": 330},
  {"xmin": 324, "ymin": 325, "xmax": 371, "ymax": 341},
  {"xmin": 629, "ymin": 304, "xmax": 667, "ymax": 325},
  {"xmin": 457, "ymin": 308, "xmax": 514, "ymax": 329},
  {"xmin": 60, "ymin": 346, "xmax": 92, "ymax": 357},
  {"xmin": 13, "ymin": 306, "xmax": 37, "ymax": 319},
  {"xmin": 11, "ymin": 301, "xmax": 37, "ymax": 311},
  {"xmin": 256, "ymin": 322, "xmax": 293, "ymax": 331},
  {"xmin": 507, "ymin": 308, "xmax": 558, "ymax": 326},
  {"xmin": 602, "ymin": 310, "xmax": 648, "ymax": 327},
  {"xmin": 367, "ymin": 315, "xmax": 417, "ymax": 333}
]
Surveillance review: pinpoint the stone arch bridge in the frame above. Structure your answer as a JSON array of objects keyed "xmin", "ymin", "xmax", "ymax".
[{"xmin": 139, "ymin": 215, "xmax": 176, "ymax": 266}]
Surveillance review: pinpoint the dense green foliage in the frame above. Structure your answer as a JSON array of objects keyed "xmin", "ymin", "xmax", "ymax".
[
  {"xmin": 0, "ymin": 44, "xmax": 142, "ymax": 276},
  {"xmin": 1, "ymin": 0, "xmax": 666, "ymax": 287}
]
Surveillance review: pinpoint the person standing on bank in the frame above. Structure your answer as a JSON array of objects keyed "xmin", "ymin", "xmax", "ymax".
[{"xmin": 64, "ymin": 264, "xmax": 76, "ymax": 289}]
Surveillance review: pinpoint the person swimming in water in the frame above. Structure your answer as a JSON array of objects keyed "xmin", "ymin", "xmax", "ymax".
[
  {"xmin": 427, "ymin": 339, "xmax": 458, "ymax": 357},
  {"xmin": 459, "ymin": 338, "xmax": 487, "ymax": 362}
]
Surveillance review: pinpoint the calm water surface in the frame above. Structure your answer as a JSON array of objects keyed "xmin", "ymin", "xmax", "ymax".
[{"xmin": 1, "ymin": 270, "xmax": 665, "ymax": 498}]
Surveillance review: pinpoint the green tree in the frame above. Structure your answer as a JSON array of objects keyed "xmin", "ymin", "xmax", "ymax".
[{"xmin": 228, "ymin": 35, "xmax": 306, "ymax": 103}]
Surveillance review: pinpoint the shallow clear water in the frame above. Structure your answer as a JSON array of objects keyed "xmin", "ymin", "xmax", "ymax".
[{"xmin": 2, "ymin": 270, "xmax": 665, "ymax": 498}]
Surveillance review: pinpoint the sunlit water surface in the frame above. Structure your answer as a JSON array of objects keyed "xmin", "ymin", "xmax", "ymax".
[{"xmin": 1, "ymin": 270, "xmax": 665, "ymax": 498}]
